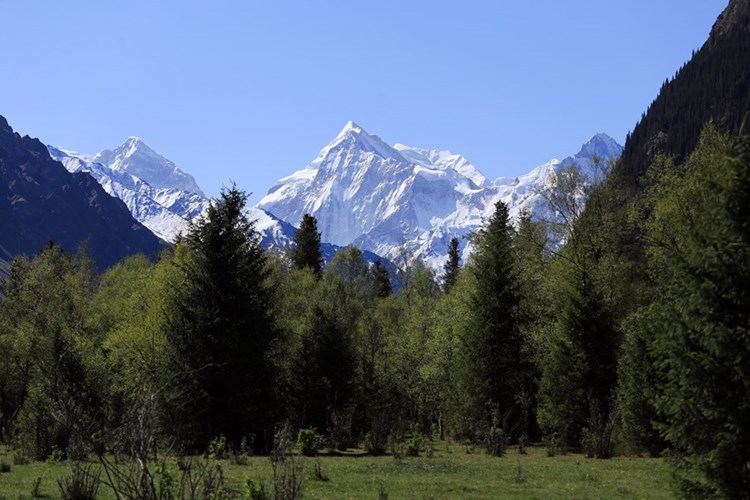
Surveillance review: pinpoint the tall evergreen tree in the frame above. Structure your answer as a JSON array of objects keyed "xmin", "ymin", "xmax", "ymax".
[
  {"xmin": 642, "ymin": 128, "xmax": 750, "ymax": 497},
  {"xmin": 371, "ymin": 258, "xmax": 392, "ymax": 298},
  {"xmin": 457, "ymin": 201, "xmax": 528, "ymax": 441},
  {"xmin": 442, "ymin": 237, "xmax": 460, "ymax": 293},
  {"xmin": 166, "ymin": 186, "xmax": 276, "ymax": 451},
  {"xmin": 537, "ymin": 249, "xmax": 619, "ymax": 455},
  {"xmin": 290, "ymin": 214, "xmax": 324, "ymax": 278}
]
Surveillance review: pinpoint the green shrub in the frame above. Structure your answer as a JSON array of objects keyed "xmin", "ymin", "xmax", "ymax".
[
  {"xmin": 364, "ymin": 431, "xmax": 387, "ymax": 456},
  {"xmin": 296, "ymin": 428, "xmax": 323, "ymax": 457},
  {"xmin": 13, "ymin": 452, "xmax": 30, "ymax": 465},
  {"xmin": 404, "ymin": 434, "xmax": 423, "ymax": 457},
  {"xmin": 244, "ymin": 478, "xmax": 269, "ymax": 500},
  {"xmin": 208, "ymin": 435, "xmax": 228, "ymax": 460},
  {"xmin": 58, "ymin": 462, "xmax": 100, "ymax": 500},
  {"xmin": 485, "ymin": 425, "xmax": 506, "ymax": 457}
]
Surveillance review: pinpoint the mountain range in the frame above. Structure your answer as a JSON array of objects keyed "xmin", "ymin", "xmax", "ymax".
[
  {"xmin": 0, "ymin": 116, "xmax": 163, "ymax": 275},
  {"xmin": 257, "ymin": 122, "xmax": 622, "ymax": 269},
  {"xmin": 47, "ymin": 123, "xmax": 622, "ymax": 273}
]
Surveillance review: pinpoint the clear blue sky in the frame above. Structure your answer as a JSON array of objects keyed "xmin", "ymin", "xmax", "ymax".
[{"xmin": 1, "ymin": 1, "xmax": 726, "ymax": 203}]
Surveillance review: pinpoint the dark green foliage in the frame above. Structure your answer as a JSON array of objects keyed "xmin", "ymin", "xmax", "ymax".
[
  {"xmin": 643, "ymin": 129, "xmax": 750, "ymax": 497},
  {"xmin": 371, "ymin": 258, "xmax": 392, "ymax": 298},
  {"xmin": 442, "ymin": 237, "xmax": 460, "ymax": 293},
  {"xmin": 536, "ymin": 170, "xmax": 626, "ymax": 456},
  {"xmin": 166, "ymin": 186, "xmax": 277, "ymax": 452},
  {"xmin": 457, "ymin": 201, "xmax": 531, "ymax": 441},
  {"xmin": 290, "ymin": 214, "xmax": 324, "ymax": 277},
  {"xmin": 617, "ymin": 309, "xmax": 666, "ymax": 457},
  {"xmin": 297, "ymin": 428, "xmax": 324, "ymax": 456},
  {"xmin": 538, "ymin": 254, "xmax": 618, "ymax": 451}
]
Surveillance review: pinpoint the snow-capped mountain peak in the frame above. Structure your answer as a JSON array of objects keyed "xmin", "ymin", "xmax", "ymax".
[
  {"xmin": 258, "ymin": 123, "xmax": 623, "ymax": 272},
  {"xmin": 322, "ymin": 121, "xmax": 406, "ymax": 163},
  {"xmin": 92, "ymin": 137, "xmax": 205, "ymax": 196},
  {"xmin": 577, "ymin": 132, "xmax": 623, "ymax": 160}
]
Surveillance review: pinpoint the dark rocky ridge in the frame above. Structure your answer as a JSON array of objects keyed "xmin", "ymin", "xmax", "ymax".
[
  {"xmin": 617, "ymin": 0, "xmax": 750, "ymax": 188},
  {"xmin": 0, "ymin": 115, "xmax": 163, "ymax": 274},
  {"xmin": 711, "ymin": 0, "xmax": 750, "ymax": 40}
]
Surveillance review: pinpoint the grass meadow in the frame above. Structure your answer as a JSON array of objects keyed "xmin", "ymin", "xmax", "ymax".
[{"xmin": 0, "ymin": 442, "xmax": 673, "ymax": 499}]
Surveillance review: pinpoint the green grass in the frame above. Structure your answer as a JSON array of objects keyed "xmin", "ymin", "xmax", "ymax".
[{"xmin": 0, "ymin": 443, "xmax": 674, "ymax": 499}]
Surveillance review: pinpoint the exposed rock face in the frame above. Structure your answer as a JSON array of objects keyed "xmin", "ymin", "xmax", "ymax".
[{"xmin": 0, "ymin": 115, "xmax": 163, "ymax": 271}]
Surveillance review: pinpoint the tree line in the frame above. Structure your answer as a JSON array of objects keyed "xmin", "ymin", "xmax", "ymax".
[{"xmin": 0, "ymin": 126, "xmax": 748, "ymax": 497}]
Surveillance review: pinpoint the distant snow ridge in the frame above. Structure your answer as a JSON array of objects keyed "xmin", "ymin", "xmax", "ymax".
[
  {"xmin": 258, "ymin": 122, "xmax": 623, "ymax": 271},
  {"xmin": 93, "ymin": 137, "xmax": 206, "ymax": 197},
  {"xmin": 46, "ymin": 138, "xmax": 388, "ymax": 271},
  {"xmin": 48, "ymin": 140, "xmax": 293, "ymax": 246},
  {"xmin": 49, "ymin": 125, "xmax": 622, "ymax": 276}
]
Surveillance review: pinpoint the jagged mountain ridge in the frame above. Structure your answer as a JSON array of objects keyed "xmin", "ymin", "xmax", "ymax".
[
  {"xmin": 47, "ymin": 138, "xmax": 399, "ymax": 274},
  {"xmin": 50, "ymin": 145, "xmax": 209, "ymax": 241},
  {"xmin": 0, "ymin": 115, "xmax": 163, "ymax": 273},
  {"xmin": 48, "ymin": 124, "xmax": 621, "ymax": 274},
  {"xmin": 618, "ymin": 0, "xmax": 750, "ymax": 189},
  {"xmin": 93, "ymin": 137, "xmax": 206, "ymax": 196},
  {"xmin": 258, "ymin": 122, "xmax": 623, "ymax": 270}
]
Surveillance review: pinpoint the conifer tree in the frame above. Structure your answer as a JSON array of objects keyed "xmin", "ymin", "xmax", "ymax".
[
  {"xmin": 290, "ymin": 214, "xmax": 324, "ymax": 278},
  {"xmin": 457, "ymin": 200, "xmax": 528, "ymax": 441},
  {"xmin": 442, "ymin": 236, "xmax": 460, "ymax": 293},
  {"xmin": 371, "ymin": 258, "xmax": 392, "ymax": 298},
  {"xmin": 643, "ymin": 129, "xmax": 750, "ymax": 497},
  {"xmin": 166, "ymin": 186, "xmax": 276, "ymax": 452}
]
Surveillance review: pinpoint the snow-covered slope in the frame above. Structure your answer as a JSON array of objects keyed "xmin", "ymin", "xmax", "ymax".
[
  {"xmin": 258, "ymin": 122, "xmax": 623, "ymax": 271},
  {"xmin": 48, "ymin": 139, "xmax": 297, "ymax": 248},
  {"xmin": 49, "ymin": 145, "xmax": 207, "ymax": 241},
  {"xmin": 93, "ymin": 137, "xmax": 206, "ymax": 196},
  {"xmin": 47, "ymin": 137, "xmax": 393, "ymax": 274}
]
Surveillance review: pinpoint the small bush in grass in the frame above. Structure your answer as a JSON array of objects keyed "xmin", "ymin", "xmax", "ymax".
[
  {"xmin": 31, "ymin": 476, "xmax": 43, "ymax": 497},
  {"xmin": 404, "ymin": 434, "xmax": 423, "ymax": 457},
  {"xmin": 244, "ymin": 478, "xmax": 269, "ymax": 499},
  {"xmin": 425, "ymin": 438, "xmax": 435, "ymax": 458},
  {"xmin": 485, "ymin": 409, "xmax": 507, "ymax": 457},
  {"xmin": 485, "ymin": 425, "xmax": 506, "ymax": 457},
  {"xmin": 231, "ymin": 452, "xmax": 249, "ymax": 465},
  {"xmin": 514, "ymin": 461, "xmax": 527, "ymax": 483},
  {"xmin": 240, "ymin": 434, "xmax": 255, "ymax": 456},
  {"xmin": 543, "ymin": 433, "xmax": 562, "ymax": 457},
  {"xmin": 296, "ymin": 428, "xmax": 323, "ymax": 457},
  {"xmin": 58, "ymin": 462, "xmax": 100, "ymax": 500},
  {"xmin": 378, "ymin": 483, "xmax": 389, "ymax": 499},
  {"xmin": 364, "ymin": 431, "xmax": 387, "ymax": 456},
  {"xmin": 13, "ymin": 451, "xmax": 30, "ymax": 465},
  {"xmin": 271, "ymin": 423, "xmax": 304, "ymax": 500},
  {"xmin": 388, "ymin": 434, "xmax": 403, "ymax": 461},
  {"xmin": 47, "ymin": 446, "xmax": 64, "ymax": 463},
  {"xmin": 311, "ymin": 459, "xmax": 329, "ymax": 482},
  {"xmin": 208, "ymin": 434, "xmax": 228, "ymax": 460}
]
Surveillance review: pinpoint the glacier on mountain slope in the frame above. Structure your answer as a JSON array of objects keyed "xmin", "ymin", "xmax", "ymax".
[
  {"xmin": 48, "ymin": 141, "xmax": 294, "ymax": 248},
  {"xmin": 258, "ymin": 122, "xmax": 623, "ymax": 271},
  {"xmin": 93, "ymin": 137, "xmax": 206, "ymax": 197},
  {"xmin": 49, "ymin": 123, "xmax": 621, "ymax": 275}
]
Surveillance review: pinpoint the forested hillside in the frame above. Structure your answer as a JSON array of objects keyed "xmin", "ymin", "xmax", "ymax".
[{"xmin": 618, "ymin": 0, "xmax": 750, "ymax": 189}]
